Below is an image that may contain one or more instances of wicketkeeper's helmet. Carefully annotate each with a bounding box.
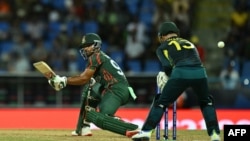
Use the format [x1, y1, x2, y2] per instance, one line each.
[158, 22, 180, 36]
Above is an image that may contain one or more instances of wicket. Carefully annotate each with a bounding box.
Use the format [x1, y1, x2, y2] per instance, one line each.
[156, 91, 177, 140]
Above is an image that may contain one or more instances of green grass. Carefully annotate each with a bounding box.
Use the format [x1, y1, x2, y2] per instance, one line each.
[0, 129, 224, 141]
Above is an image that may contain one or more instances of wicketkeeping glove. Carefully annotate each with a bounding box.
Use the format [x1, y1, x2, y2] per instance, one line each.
[156, 71, 168, 92]
[48, 75, 67, 91]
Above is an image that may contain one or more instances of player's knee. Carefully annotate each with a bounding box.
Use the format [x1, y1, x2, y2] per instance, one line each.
[153, 102, 167, 110]
[153, 95, 169, 110]
[199, 95, 214, 109]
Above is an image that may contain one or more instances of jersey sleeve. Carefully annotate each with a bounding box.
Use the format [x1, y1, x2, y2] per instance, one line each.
[87, 53, 102, 70]
[156, 46, 173, 76]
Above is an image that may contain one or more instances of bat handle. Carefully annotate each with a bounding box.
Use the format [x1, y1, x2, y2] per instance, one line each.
[45, 72, 55, 79]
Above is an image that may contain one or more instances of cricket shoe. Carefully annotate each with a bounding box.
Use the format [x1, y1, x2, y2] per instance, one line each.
[210, 130, 220, 141]
[126, 129, 140, 138]
[71, 126, 92, 136]
[131, 130, 152, 141]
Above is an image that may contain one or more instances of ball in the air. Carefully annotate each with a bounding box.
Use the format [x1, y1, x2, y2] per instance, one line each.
[217, 41, 225, 48]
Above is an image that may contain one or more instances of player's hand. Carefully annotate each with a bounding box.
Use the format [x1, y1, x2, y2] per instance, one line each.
[48, 75, 67, 91]
[89, 77, 96, 87]
[156, 71, 168, 92]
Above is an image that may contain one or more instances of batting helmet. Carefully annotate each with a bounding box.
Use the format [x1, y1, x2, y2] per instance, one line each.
[80, 33, 102, 48]
[79, 33, 102, 60]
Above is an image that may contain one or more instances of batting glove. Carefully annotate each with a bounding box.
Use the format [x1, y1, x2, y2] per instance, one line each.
[48, 75, 67, 91]
[89, 77, 96, 87]
[156, 71, 168, 92]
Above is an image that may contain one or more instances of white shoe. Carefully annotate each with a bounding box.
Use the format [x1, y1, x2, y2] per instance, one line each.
[131, 130, 152, 141]
[210, 130, 220, 141]
[71, 130, 81, 136]
[71, 126, 92, 136]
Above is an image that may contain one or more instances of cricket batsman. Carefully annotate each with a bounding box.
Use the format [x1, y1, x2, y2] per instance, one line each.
[47, 33, 138, 137]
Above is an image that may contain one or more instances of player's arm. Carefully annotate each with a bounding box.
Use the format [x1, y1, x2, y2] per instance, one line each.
[50, 53, 100, 90]
[67, 68, 95, 85]
[49, 68, 96, 91]
[156, 47, 172, 76]
[156, 47, 171, 92]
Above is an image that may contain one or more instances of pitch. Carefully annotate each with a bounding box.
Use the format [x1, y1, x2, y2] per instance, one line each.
[0, 129, 224, 141]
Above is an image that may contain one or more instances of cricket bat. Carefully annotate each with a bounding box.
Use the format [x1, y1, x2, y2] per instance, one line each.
[33, 61, 56, 79]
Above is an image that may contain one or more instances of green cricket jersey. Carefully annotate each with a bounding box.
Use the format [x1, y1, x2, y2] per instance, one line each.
[156, 36, 207, 79]
[86, 51, 130, 97]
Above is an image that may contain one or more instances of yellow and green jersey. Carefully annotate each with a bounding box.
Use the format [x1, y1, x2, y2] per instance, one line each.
[156, 37, 207, 79]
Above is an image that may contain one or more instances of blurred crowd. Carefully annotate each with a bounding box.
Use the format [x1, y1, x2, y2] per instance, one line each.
[0, 0, 195, 74]
[1, 0, 250, 107]
[220, 0, 250, 89]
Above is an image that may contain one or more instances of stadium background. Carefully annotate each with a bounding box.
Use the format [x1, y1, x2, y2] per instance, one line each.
[0, 0, 250, 129]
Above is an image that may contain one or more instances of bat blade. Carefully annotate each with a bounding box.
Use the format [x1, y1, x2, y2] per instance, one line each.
[33, 61, 56, 79]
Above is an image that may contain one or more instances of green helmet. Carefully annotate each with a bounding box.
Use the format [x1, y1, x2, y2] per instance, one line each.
[79, 33, 102, 60]
[80, 33, 102, 48]
[158, 22, 180, 36]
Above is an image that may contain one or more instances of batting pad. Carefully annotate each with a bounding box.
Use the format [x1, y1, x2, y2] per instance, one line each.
[86, 110, 138, 135]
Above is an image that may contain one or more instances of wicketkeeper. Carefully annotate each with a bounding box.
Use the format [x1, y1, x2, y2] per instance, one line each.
[48, 33, 138, 137]
[130, 22, 221, 141]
